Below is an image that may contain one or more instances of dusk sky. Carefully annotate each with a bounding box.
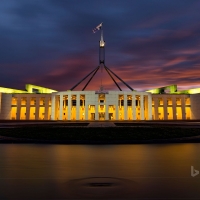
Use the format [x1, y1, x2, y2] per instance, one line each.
[1, 0, 200, 91]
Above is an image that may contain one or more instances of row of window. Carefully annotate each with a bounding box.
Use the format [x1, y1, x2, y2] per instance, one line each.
[153, 98, 190, 105]
[63, 100, 138, 106]
[12, 98, 51, 106]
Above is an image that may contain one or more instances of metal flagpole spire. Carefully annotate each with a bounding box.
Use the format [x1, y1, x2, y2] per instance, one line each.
[70, 22, 134, 91]
[99, 23, 105, 88]
[99, 23, 105, 64]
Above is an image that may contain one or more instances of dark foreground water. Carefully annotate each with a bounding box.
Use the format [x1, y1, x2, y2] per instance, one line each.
[0, 144, 200, 200]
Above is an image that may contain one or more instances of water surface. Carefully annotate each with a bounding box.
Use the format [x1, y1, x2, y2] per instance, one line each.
[0, 143, 200, 199]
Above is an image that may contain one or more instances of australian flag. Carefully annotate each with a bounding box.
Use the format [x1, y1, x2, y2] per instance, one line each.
[92, 22, 103, 33]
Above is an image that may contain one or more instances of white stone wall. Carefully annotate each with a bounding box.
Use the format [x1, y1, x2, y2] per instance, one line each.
[0, 93, 2, 116]
[0, 93, 12, 119]
[190, 94, 200, 119]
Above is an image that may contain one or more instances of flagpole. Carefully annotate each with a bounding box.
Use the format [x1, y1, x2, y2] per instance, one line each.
[99, 23, 105, 88]
[70, 22, 134, 91]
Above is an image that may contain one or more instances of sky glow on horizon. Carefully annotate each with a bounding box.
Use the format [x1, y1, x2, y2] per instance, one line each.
[0, 0, 200, 91]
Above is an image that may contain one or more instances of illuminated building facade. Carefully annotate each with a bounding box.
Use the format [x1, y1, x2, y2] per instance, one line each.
[0, 84, 200, 120]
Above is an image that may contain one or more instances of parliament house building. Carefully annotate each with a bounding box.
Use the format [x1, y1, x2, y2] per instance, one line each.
[0, 83, 200, 121]
[1, 25, 200, 121]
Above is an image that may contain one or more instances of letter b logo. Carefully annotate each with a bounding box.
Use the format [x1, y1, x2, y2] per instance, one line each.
[191, 166, 199, 177]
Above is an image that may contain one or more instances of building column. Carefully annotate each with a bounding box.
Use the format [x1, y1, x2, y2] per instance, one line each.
[104, 94, 108, 120]
[16, 96, 21, 120]
[56, 96, 59, 120]
[94, 95, 98, 120]
[140, 95, 144, 120]
[25, 97, 30, 120]
[172, 96, 177, 120]
[132, 94, 136, 120]
[148, 94, 152, 120]
[163, 97, 168, 120]
[95, 104, 98, 120]
[63, 96, 67, 120]
[181, 96, 186, 120]
[154, 97, 159, 120]
[59, 94, 63, 120]
[51, 95, 55, 120]
[67, 93, 71, 120]
[44, 97, 49, 120]
[84, 95, 88, 120]
[85, 104, 88, 120]
[124, 95, 127, 120]
[35, 97, 40, 120]
[115, 95, 118, 120]
[105, 105, 109, 120]
[76, 94, 80, 120]
[144, 95, 148, 120]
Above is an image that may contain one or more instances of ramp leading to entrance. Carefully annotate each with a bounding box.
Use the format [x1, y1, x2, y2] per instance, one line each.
[88, 122, 116, 127]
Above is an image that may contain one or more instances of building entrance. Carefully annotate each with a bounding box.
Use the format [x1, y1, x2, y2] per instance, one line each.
[99, 112, 105, 120]
[91, 113, 95, 120]
[109, 113, 113, 120]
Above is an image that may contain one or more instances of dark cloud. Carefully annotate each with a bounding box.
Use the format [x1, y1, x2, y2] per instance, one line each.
[0, 0, 200, 91]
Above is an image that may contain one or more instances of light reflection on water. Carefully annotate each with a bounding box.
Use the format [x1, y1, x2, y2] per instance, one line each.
[0, 143, 200, 199]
